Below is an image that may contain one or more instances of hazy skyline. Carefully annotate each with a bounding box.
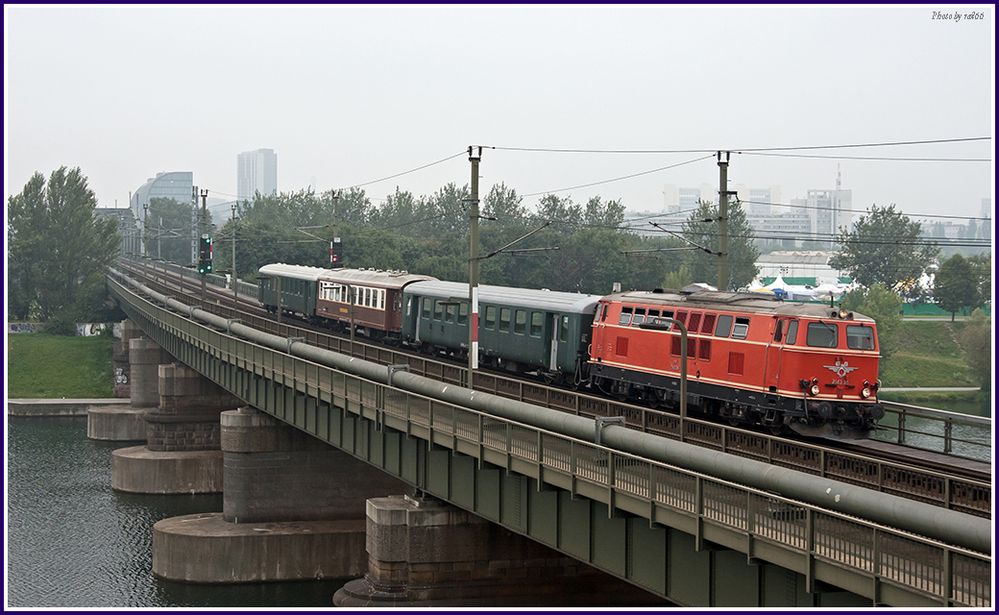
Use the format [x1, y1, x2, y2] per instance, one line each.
[5, 5, 994, 220]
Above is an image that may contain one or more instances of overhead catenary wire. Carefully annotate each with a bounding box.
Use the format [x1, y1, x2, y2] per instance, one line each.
[519, 154, 715, 198]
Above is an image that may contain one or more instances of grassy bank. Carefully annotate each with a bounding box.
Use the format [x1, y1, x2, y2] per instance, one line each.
[880, 321, 978, 388]
[7, 333, 114, 398]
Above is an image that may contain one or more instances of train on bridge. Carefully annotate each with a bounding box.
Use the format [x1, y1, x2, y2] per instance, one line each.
[257, 263, 884, 437]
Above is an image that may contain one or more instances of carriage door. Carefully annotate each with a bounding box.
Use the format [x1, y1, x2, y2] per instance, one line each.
[763, 317, 788, 393]
[549, 314, 560, 370]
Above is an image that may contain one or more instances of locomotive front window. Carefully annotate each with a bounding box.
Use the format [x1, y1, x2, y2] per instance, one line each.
[715, 315, 733, 337]
[732, 317, 750, 339]
[485, 306, 496, 329]
[632, 308, 646, 326]
[806, 322, 838, 348]
[846, 325, 875, 350]
[618, 306, 633, 326]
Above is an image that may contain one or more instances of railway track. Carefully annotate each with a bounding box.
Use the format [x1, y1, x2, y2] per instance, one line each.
[115, 260, 992, 518]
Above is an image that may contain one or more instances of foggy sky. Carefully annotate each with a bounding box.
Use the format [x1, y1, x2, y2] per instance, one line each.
[4, 5, 994, 220]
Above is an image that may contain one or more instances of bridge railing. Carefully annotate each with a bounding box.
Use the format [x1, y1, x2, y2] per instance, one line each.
[109, 275, 991, 607]
[877, 402, 991, 461]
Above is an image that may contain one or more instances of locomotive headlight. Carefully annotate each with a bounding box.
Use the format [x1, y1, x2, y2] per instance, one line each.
[861, 387, 871, 399]
[809, 383, 820, 396]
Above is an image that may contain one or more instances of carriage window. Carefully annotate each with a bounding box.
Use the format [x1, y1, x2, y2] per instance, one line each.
[560, 316, 569, 342]
[445, 304, 457, 323]
[632, 308, 646, 326]
[499, 308, 511, 331]
[530, 312, 544, 337]
[699, 339, 712, 361]
[422, 297, 432, 318]
[458, 302, 468, 325]
[688, 312, 702, 332]
[715, 315, 733, 337]
[434, 300, 444, 321]
[806, 322, 838, 348]
[785, 320, 798, 345]
[484, 306, 496, 329]
[847, 325, 875, 350]
[732, 317, 750, 340]
[701, 314, 716, 334]
[773, 320, 784, 342]
[514, 310, 527, 334]
[618, 306, 633, 326]
[647, 309, 660, 319]
[379, 290, 386, 310]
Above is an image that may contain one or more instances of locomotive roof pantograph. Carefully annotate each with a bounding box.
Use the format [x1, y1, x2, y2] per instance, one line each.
[407, 281, 603, 314]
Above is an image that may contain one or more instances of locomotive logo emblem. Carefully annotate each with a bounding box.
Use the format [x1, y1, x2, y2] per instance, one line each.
[823, 359, 857, 379]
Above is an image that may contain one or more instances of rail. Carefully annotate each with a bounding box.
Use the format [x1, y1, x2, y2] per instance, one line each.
[116, 259, 992, 518]
[107, 273, 992, 607]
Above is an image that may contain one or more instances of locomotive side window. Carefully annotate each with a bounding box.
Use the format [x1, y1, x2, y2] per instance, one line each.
[500, 308, 511, 331]
[514, 310, 527, 334]
[618, 306, 633, 326]
[458, 303, 468, 325]
[701, 314, 716, 334]
[715, 315, 733, 337]
[806, 322, 838, 348]
[846, 325, 875, 350]
[688, 312, 702, 332]
[600, 304, 609, 322]
[785, 320, 798, 345]
[675, 311, 688, 326]
[773, 319, 784, 342]
[670, 336, 681, 356]
[732, 317, 750, 339]
[530, 312, 544, 337]
[632, 308, 646, 326]
[485, 306, 496, 329]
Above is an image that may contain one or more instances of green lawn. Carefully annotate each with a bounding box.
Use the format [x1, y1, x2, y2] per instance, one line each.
[880, 321, 977, 388]
[7, 333, 114, 398]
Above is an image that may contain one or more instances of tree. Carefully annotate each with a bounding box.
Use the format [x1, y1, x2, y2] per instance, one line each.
[957, 309, 991, 390]
[934, 254, 978, 321]
[840, 283, 903, 359]
[7, 167, 120, 327]
[830, 204, 938, 294]
[966, 253, 992, 309]
[680, 200, 759, 290]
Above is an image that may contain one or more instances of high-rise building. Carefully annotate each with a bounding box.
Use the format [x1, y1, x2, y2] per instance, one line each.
[130, 171, 194, 223]
[237, 148, 278, 202]
[980, 198, 992, 240]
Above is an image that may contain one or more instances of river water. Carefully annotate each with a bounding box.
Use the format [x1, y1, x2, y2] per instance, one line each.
[6, 417, 349, 607]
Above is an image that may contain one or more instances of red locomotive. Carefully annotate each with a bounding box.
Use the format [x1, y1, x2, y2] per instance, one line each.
[588, 287, 884, 436]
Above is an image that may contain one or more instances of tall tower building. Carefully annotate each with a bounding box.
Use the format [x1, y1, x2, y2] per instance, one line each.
[237, 148, 278, 203]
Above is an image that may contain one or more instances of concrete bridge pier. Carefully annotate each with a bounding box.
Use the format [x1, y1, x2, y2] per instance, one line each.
[333, 494, 666, 607]
[152, 407, 408, 583]
[88, 331, 162, 441]
[112, 363, 240, 493]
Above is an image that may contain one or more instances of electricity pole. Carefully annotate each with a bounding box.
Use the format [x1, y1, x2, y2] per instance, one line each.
[142, 203, 148, 257]
[717, 151, 730, 291]
[467, 146, 482, 386]
[191, 186, 199, 266]
[157, 216, 162, 260]
[200, 188, 209, 302]
[231, 202, 238, 300]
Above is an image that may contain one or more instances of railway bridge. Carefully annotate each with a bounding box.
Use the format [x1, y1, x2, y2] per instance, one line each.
[99, 260, 992, 607]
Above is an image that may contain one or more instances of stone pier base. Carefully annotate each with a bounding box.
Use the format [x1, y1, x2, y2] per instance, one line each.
[111, 445, 222, 494]
[334, 495, 666, 607]
[152, 513, 367, 583]
[88, 405, 149, 441]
